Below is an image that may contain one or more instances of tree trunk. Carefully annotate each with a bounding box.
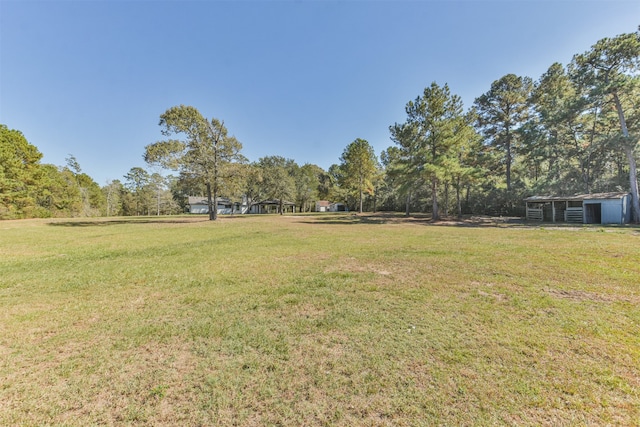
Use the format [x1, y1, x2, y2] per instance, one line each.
[212, 194, 218, 220]
[206, 182, 216, 221]
[582, 104, 599, 193]
[359, 175, 363, 214]
[206, 120, 220, 221]
[431, 178, 439, 221]
[624, 146, 640, 223]
[211, 179, 218, 221]
[405, 191, 411, 217]
[465, 184, 470, 212]
[612, 92, 640, 223]
[444, 181, 449, 217]
[506, 132, 512, 192]
[456, 177, 462, 218]
[373, 186, 377, 213]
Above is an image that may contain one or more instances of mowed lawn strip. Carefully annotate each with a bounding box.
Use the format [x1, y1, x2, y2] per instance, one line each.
[1, 214, 639, 426]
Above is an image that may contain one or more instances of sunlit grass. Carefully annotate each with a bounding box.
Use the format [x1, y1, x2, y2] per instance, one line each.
[1, 214, 639, 425]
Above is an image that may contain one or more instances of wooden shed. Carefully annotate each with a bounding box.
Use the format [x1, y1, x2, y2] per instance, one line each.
[524, 192, 631, 224]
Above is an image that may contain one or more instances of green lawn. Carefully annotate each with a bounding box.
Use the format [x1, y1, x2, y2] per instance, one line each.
[1, 214, 639, 426]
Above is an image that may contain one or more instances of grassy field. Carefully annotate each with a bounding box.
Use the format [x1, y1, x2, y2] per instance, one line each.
[1, 213, 639, 426]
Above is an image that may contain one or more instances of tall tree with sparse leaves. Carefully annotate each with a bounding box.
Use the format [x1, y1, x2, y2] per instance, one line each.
[475, 74, 533, 193]
[144, 105, 244, 220]
[392, 82, 472, 220]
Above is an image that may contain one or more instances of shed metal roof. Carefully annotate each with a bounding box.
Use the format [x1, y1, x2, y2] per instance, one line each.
[257, 200, 296, 206]
[524, 192, 629, 203]
[187, 196, 232, 205]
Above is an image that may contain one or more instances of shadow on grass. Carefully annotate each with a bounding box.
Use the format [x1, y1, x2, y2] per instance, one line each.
[295, 212, 527, 227]
[47, 213, 271, 227]
[295, 213, 640, 230]
[47, 217, 210, 227]
[46, 213, 640, 231]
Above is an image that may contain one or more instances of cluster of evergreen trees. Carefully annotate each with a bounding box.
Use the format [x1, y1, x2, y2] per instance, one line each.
[365, 29, 640, 221]
[1, 29, 638, 221]
[324, 29, 639, 220]
[0, 125, 105, 219]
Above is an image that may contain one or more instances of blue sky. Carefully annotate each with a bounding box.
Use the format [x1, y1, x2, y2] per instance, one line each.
[1, 0, 639, 185]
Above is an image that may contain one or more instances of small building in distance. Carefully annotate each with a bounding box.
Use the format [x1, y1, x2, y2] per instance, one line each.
[524, 192, 631, 224]
[187, 196, 297, 215]
[187, 196, 247, 215]
[249, 200, 297, 214]
[315, 201, 349, 212]
[315, 200, 331, 212]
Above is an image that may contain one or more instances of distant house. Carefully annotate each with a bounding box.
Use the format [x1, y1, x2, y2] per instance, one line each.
[248, 200, 297, 214]
[315, 201, 331, 212]
[187, 196, 248, 215]
[187, 196, 297, 215]
[524, 192, 631, 224]
[330, 202, 348, 212]
[315, 201, 348, 212]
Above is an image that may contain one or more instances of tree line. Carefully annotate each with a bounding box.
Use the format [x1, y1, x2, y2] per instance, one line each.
[1, 29, 638, 221]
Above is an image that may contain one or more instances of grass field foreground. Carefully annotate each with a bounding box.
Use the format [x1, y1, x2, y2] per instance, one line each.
[1, 214, 639, 425]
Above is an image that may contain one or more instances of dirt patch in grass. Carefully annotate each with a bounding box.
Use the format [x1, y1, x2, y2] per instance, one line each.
[324, 258, 397, 278]
[545, 287, 640, 304]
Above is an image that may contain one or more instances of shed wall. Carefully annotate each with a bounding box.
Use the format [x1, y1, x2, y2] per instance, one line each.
[622, 194, 631, 223]
[583, 197, 628, 224]
[190, 203, 238, 215]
